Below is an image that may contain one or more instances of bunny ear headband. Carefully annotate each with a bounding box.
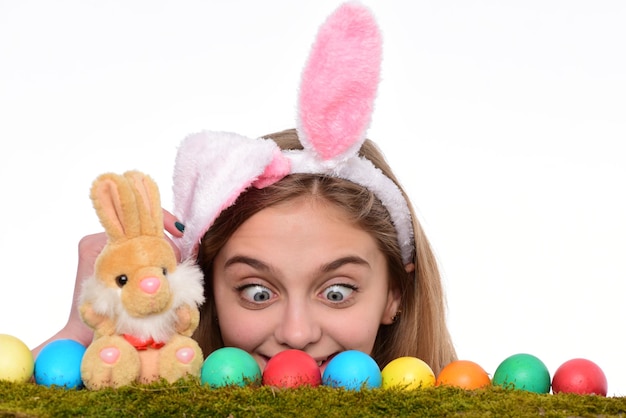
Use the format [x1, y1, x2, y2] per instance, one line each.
[173, 2, 415, 264]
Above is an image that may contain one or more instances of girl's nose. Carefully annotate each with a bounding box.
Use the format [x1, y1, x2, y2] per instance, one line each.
[274, 304, 322, 350]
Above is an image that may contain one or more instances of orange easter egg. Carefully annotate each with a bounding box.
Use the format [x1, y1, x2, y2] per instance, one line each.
[435, 360, 491, 390]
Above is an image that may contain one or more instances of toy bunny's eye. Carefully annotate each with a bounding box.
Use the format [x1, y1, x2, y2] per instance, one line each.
[116, 275, 128, 287]
[162, 268, 167, 276]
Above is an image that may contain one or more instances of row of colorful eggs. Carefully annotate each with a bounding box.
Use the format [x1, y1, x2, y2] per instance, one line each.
[0, 334, 608, 396]
[202, 346, 608, 396]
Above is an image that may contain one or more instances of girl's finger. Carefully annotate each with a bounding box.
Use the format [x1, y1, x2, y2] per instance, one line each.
[162, 208, 184, 238]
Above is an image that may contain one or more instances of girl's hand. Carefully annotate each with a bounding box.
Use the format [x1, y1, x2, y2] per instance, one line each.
[162, 209, 184, 261]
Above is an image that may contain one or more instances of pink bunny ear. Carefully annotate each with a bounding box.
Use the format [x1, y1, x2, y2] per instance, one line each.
[297, 2, 382, 162]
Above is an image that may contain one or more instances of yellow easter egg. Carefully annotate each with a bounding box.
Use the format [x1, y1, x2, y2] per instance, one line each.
[0, 334, 34, 383]
[381, 356, 435, 390]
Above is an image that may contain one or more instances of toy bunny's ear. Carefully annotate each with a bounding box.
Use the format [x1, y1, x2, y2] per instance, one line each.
[91, 173, 141, 242]
[297, 2, 382, 163]
[124, 170, 163, 238]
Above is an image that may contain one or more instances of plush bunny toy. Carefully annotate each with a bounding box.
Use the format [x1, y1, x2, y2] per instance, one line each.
[79, 170, 205, 390]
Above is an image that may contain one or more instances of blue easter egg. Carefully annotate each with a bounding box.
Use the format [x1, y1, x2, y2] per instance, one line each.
[34, 339, 86, 389]
[322, 350, 381, 390]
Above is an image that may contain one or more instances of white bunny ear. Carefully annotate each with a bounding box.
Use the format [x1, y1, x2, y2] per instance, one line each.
[173, 131, 290, 260]
[297, 2, 382, 163]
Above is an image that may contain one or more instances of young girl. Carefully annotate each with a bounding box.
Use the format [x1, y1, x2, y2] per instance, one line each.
[185, 128, 456, 374]
[34, 2, 457, 375]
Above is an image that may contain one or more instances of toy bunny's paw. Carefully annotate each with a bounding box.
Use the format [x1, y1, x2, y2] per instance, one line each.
[158, 335, 204, 383]
[80, 336, 140, 390]
[175, 347, 197, 364]
[98, 346, 121, 364]
[175, 304, 200, 337]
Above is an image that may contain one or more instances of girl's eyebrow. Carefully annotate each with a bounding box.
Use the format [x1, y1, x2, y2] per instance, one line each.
[321, 256, 370, 273]
[224, 256, 270, 272]
[223, 255, 369, 273]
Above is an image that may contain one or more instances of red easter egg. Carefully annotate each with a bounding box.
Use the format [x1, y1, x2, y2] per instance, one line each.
[262, 349, 322, 388]
[552, 358, 607, 396]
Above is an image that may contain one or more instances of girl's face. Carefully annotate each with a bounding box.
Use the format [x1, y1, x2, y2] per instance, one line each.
[212, 196, 401, 373]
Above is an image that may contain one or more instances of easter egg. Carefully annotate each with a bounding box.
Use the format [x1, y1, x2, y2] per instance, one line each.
[201, 347, 261, 388]
[0, 334, 34, 383]
[552, 358, 608, 396]
[34, 339, 86, 389]
[381, 356, 435, 390]
[435, 360, 491, 390]
[262, 349, 322, 388]
[492, 353, 550, 394]
[322, 350, 381, 390]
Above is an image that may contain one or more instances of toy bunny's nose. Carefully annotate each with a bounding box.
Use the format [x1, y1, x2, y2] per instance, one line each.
[139, 277, 161, 294]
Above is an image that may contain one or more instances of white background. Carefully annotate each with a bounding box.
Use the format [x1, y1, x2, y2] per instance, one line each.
[1, 0, 625, 395]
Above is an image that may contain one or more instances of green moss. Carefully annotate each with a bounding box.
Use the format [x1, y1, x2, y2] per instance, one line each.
[2, 379, 626, 417]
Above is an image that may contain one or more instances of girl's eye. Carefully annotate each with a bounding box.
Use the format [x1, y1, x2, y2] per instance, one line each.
[240, 284, 274, 303]
[322, 284, 355, 303]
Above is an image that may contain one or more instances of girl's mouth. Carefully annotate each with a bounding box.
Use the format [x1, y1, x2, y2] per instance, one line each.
[257, 354, 271, 371]
[317, 352, 339, 375]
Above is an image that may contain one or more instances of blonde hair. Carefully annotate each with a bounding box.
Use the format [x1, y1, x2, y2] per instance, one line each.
[193, 129, 456, 374]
